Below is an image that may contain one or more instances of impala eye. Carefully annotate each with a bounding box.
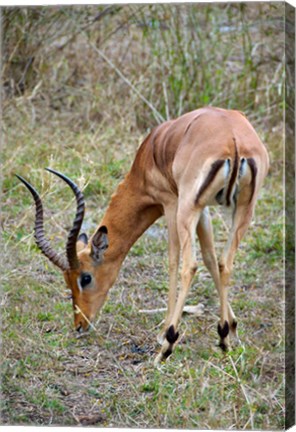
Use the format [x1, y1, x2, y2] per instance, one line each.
[80, 273, 92, 289]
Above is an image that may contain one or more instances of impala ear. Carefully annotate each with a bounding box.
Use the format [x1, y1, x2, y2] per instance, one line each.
[90, 226, 109, 264]
[76, 233, 88, 252]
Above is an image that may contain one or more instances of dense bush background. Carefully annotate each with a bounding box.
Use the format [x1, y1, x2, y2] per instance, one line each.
[3, 4, 284, 128]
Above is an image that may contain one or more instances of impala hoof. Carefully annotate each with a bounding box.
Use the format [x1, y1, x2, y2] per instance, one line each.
[218, 341, 229, 352]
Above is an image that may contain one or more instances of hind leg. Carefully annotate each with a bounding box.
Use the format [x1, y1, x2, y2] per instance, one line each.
[217, 199, 255, 350]
[197, 208, 238, 345]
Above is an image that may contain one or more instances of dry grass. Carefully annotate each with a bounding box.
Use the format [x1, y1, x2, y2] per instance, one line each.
[1, 3, 285, 429]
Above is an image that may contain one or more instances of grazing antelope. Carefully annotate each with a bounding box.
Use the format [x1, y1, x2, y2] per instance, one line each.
[17, 107, 269, 363]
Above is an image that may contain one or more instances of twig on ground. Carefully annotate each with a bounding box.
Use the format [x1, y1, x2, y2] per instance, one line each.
[139, 303, 205, 316]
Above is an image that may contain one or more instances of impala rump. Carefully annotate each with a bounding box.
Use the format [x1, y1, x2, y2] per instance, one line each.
[195, 154, 258, 209]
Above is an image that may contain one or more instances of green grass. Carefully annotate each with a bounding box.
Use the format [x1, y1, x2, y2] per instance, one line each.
[2, 3, 285, 429]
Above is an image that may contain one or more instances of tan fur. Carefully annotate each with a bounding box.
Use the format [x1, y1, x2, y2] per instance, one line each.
[61, 107, 269, 362]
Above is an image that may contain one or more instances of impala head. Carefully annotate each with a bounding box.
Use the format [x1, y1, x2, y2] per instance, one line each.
[16, 169, 110, 333]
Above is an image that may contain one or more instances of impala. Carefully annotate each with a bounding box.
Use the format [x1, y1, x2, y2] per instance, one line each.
[17, 107, 269, 362]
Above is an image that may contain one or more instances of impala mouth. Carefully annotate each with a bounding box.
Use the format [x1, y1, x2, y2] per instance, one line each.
[76, 323, 90, 334]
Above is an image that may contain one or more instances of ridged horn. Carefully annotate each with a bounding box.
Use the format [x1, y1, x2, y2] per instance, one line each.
[45, 168, 85, 270]
[15, 174, 69, 271]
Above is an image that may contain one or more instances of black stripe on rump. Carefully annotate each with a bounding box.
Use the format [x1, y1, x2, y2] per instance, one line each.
[247, 157, 257, 204]
[225, 139, 239, 206]
[195, 159, 225, 205]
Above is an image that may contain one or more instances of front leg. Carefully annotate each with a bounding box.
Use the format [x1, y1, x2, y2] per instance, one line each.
[155, 206, 201, 364]
[157, 206, 180, 345]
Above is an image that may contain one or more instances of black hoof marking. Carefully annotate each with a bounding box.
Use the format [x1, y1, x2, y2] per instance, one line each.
[166, 325, 179, 344]
[231, 320, 238, 331]
[217, 321, 229, 339]
[163, 347, 173, 360]
[219, 342, 229, 352]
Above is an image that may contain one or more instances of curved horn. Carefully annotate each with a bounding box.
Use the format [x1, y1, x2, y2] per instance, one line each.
[45, 168, 85, 270]
[15, 174, 69, 271]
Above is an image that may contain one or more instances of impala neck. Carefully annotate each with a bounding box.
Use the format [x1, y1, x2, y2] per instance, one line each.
[98, 173, 162, 267]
